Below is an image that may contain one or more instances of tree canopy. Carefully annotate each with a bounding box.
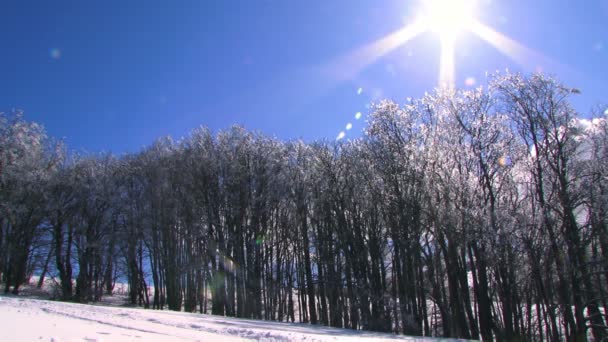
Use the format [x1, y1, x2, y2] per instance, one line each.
[2, 73, 607, 341]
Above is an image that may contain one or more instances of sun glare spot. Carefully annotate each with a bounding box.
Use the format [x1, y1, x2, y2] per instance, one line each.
[346, 123, 353, 130]
[337, 131, 346, 140]
[498, 156, 507, 167]
[604, 108, 608, 116]
[357, 87, 363, 95]
[355, 112, 362, 120]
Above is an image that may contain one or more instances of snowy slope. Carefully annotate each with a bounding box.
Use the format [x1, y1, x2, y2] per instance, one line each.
[0, 295, 457, 341]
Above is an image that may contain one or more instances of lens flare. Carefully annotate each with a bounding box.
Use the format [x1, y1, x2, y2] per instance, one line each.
[49, 48, 62, 60]
[464, 77, 476, 87]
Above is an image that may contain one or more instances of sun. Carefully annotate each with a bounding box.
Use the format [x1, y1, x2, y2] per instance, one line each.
[420, 0, 477, 38]
[324, 0, 544, 91]
[416, 0, 478, 88]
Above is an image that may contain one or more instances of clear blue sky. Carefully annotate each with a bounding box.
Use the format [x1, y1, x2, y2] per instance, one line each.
[2, 0, 607, 153]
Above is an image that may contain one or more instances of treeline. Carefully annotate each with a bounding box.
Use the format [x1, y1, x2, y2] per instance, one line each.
[1, 73, 607, 341]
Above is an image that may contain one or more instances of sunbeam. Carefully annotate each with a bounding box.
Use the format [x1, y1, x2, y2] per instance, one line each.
[469, 20, 551, 72]
[324, 21, 427, 82]
[439, 35, 456, 88]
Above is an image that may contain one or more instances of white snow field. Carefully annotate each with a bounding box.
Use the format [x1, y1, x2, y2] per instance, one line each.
[0, 295, 461, 342]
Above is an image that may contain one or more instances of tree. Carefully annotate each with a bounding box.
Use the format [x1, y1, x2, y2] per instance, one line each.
[4, 73, 608, 341]
[0, 111, 60, 294]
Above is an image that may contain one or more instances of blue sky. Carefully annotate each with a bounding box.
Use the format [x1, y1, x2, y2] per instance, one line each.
[1, 0, 607, 153]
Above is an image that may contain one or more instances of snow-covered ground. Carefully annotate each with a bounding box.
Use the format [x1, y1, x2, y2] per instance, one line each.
[0, 295, 460, 341]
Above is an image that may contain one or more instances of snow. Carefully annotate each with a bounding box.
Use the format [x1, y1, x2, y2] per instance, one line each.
[0, 295, 447, 342]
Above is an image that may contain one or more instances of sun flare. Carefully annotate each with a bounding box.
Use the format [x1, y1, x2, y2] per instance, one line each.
[325, 0, 542, 90]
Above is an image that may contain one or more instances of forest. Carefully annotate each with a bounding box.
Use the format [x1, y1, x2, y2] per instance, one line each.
[1, 72, 607, 341]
